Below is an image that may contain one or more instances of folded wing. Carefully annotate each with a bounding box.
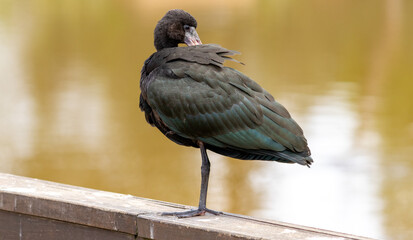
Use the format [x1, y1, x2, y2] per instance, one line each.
[145, 59, 312, 165]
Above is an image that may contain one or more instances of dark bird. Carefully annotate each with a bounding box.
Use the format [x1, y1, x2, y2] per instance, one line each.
[139, 9, 313, 218]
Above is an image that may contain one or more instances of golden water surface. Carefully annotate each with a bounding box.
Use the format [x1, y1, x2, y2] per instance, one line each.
[1, 1, 412, 239]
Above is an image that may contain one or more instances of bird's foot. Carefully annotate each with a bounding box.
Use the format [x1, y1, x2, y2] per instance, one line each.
[161, 208, 222, 218]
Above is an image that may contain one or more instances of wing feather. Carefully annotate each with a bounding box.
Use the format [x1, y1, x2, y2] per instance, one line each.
[146, 61, 308, 156]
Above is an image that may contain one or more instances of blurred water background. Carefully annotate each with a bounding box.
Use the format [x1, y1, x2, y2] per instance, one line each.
[1, 1, 412, 239]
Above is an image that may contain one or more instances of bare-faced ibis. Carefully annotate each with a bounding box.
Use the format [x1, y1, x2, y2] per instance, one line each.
[139, 9, 313, 218]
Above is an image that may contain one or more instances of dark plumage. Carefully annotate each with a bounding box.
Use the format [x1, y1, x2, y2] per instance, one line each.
[139, 9, 313, 217]
[153, 9, 199, 51]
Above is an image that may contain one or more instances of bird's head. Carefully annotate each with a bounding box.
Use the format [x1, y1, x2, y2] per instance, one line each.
[154, 9, 202, 51]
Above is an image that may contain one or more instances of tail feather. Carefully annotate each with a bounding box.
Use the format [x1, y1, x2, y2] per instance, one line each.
[206, 144, 313, 167]
[274, 151, 313, 167]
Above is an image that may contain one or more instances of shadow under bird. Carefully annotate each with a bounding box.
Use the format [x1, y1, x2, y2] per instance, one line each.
[139, 9, 313, 218]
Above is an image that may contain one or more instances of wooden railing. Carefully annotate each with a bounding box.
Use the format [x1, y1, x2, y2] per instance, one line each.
[0, 173, 373, 240]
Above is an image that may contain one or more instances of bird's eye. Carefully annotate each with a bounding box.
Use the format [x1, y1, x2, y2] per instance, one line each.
[183, 25, 190, 31]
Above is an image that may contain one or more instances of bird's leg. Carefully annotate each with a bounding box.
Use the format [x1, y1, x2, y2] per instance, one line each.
[198, 141, 210, 210]
[197, 142, 222, 215]
[161, 141, 222, 218]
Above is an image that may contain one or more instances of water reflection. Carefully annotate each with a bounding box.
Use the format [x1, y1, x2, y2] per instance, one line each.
[0, 22, 35, 173]
[0, 1, 412, 239]
[254, 82, 384, 237]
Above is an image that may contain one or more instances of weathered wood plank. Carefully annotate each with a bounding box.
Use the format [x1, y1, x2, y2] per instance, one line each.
[136, 213, 372, 240]
[0, 173, 178, 234]
[0, 173, 374, 240]
[0, 209, 134, 240]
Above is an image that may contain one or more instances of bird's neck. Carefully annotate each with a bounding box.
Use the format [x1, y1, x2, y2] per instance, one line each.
[154, 38, 179, 51]
[154, 24, 180, 51]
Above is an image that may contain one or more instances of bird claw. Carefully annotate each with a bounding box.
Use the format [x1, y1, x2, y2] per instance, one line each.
[161, 208, 222, 218]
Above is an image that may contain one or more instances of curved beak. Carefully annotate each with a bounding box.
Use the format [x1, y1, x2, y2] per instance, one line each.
[184, 26, 202, 46]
